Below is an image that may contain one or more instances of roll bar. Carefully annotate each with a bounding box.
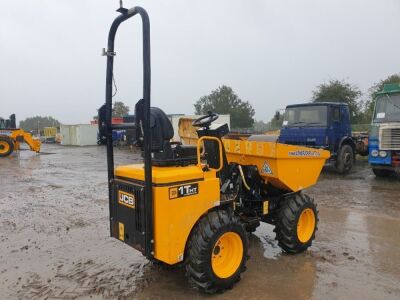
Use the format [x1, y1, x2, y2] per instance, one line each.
[104, 6, 153, 258]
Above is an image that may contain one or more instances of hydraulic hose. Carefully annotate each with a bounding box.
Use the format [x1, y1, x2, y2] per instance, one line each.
[238, 165, 251, 191]
[238, 165, 264, 201]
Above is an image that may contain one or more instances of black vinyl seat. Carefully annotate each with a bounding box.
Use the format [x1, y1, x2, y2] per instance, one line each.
[174, 144, 198, 158]
[135, 101, 197, 166]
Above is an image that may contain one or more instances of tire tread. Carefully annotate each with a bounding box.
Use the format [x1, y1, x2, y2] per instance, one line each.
[275, 193, 318, 254]
[185, 209, 248, 293]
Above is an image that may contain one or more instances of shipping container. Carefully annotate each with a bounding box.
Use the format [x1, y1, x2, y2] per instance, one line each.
[60, 124, 98, 146]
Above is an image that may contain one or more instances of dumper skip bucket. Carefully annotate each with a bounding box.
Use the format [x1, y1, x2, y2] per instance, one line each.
[223, 139, 330, 192]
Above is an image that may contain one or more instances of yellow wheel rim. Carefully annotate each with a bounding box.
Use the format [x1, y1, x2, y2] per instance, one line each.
[211, 232, 243, 279]
[297, 208, 316, 243]
[0, 141, 10, 154]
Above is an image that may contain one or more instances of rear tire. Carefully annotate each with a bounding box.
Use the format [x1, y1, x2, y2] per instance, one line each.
[336, 144, 354, 174]
[274, 193, 318, 254]
[0, 137, 14, 157]
[372, 168, 394, 178]
[185, 208, 248, 294]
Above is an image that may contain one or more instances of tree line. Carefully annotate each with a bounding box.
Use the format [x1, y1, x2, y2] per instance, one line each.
[15, 101, 130, 134]
[18, 116, 60, 134]
[311, 74, 400, 124]
[194, 73, 400, 131]
[14, 73, 400, 133]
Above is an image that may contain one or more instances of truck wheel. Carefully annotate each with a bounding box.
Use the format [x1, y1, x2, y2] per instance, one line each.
[274, 193, 318, 254]
[372, 168, 394, 178]
[336, 144, 354, 174]
[185, 208, 249, 294]
[0, 137, 14, 157]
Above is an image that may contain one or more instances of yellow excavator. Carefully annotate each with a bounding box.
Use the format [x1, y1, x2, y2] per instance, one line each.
[0, 114, 41, 157]
[98, 6, 330, 293]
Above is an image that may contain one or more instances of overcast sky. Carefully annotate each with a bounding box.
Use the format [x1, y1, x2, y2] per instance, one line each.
[1, 0, 399, 124]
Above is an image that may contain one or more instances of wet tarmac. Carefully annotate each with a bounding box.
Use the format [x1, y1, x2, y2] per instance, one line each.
[1, 144, 399, 299]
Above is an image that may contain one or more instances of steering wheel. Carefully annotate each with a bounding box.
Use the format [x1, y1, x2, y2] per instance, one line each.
[192, 112, 219, 128]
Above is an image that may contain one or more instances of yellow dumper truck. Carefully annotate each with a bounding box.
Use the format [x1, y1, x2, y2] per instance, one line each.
[97, 6, 330, 293]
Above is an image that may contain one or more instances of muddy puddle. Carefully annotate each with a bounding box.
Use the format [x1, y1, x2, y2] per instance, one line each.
[1, 145, 399, 299]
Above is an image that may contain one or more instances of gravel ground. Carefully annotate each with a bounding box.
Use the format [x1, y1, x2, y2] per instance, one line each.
[0, 144, 399, 299]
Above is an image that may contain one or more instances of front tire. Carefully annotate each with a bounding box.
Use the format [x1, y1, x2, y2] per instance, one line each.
[185, 208, 248, 294]
[336, 144, 354, 174]
[0, 137, 14, 157]
[274, 193, 318, 254]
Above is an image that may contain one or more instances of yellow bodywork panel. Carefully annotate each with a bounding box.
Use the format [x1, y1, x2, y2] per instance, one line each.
[115, 164, 220, 265]
[223, 139, 330, 192]
[116, 164, 204, 184]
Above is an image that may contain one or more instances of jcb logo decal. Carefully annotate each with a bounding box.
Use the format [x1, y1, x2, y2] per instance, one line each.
[169, 188, 178, 199]
[169, 183, 199, 199]
[118, 191, 135, 208]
